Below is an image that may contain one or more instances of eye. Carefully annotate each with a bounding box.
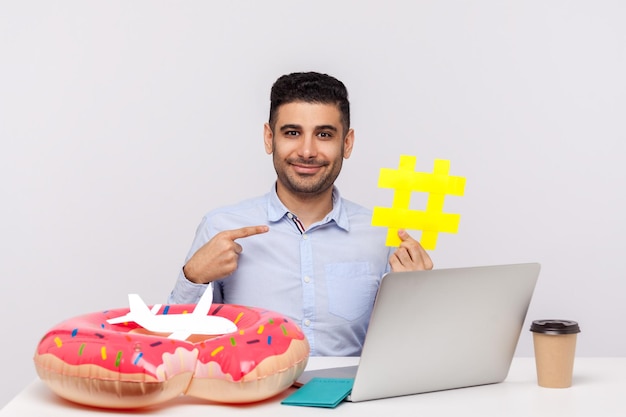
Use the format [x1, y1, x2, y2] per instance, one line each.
[317, 131, 333, 139]
[284, 130, 299, 137]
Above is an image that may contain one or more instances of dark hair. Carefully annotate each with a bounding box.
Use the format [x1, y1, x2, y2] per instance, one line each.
[268, 72, 350, 135]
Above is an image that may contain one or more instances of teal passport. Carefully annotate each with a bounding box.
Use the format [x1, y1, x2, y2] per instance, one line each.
[281, 377, 354, 408]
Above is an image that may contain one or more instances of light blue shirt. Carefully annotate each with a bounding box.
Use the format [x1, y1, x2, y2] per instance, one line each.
[167, 185, 393, 356]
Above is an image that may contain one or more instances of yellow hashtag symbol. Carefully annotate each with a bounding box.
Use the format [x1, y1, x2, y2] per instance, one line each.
[372, 155, 466, 250]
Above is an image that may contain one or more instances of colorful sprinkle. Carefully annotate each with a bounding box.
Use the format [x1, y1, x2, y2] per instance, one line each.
[234, 312, 244, 324]
[39, 303, 307, 400]
[211, 346, 224, 356]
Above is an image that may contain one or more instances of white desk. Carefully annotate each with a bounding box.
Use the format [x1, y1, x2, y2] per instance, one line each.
[1, 357, 624, 416]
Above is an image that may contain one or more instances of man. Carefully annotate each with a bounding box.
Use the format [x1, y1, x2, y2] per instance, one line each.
[168, 72, 433, 356]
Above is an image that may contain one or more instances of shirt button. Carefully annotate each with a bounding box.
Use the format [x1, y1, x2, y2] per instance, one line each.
[302, 234, 308, 240]
[304, 319, 311, 327]
[303, 276, 311, 283]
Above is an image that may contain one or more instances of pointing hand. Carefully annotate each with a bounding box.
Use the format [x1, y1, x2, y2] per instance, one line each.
[183, 225, 269, 284]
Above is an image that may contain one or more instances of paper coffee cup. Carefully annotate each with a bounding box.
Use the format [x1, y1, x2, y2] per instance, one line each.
[530, 319, 580, 388]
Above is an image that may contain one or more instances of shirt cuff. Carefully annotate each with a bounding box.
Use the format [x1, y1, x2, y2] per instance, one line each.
[167, 269, 211, 304]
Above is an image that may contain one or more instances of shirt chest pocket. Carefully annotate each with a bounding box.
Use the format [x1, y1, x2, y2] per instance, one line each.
[325, 262, 379, 321]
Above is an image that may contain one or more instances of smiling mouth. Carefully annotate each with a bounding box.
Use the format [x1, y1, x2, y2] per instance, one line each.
[292, 164, 323, 175]
[289, 159, 328, 174]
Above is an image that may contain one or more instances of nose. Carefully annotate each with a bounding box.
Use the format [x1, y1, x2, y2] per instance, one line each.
[298, 134, 318, 159]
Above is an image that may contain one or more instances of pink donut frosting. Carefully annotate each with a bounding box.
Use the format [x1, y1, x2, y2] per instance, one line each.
[34, 303, 309, 408]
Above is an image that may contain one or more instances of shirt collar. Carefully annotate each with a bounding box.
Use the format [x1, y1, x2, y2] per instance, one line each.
[267, 183, 350, 231]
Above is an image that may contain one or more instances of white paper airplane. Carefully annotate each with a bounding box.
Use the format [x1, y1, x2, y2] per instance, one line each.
[107, 288, 237, 340]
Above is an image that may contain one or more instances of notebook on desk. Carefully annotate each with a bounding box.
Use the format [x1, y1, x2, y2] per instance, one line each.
[295, 262, 541, 402]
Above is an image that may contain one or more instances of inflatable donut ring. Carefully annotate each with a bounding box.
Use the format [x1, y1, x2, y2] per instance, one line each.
[33, 302, 309, 409]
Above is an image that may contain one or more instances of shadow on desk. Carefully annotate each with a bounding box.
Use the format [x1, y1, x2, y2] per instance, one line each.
[24, 381, 297, 413]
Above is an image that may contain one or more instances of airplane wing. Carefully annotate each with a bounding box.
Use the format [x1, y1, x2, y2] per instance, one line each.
[107, 294, 153, 325]
[168, 331, 192, 341]
[192, 286, 214, 316]
[107, 313, 134, 325]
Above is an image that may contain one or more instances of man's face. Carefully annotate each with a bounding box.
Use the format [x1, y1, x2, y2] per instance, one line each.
[264, 101, 354, 199]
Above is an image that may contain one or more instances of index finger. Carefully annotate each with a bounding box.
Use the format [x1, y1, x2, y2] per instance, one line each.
[224, 225, 269, 240]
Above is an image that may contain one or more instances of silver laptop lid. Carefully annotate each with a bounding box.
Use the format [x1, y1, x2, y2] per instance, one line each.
[349, 263, 540, 402]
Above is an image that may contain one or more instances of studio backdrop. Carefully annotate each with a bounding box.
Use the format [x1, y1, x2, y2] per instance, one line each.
[1, 0, 624, 408]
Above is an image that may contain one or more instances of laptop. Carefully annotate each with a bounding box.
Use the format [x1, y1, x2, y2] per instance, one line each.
[295, 262, 540, 402]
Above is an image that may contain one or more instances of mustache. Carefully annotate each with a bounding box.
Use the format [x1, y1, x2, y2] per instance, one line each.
[287, 158, 330, 167]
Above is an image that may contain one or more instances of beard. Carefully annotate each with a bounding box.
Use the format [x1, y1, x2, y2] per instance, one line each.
[273, 155, 343, 198]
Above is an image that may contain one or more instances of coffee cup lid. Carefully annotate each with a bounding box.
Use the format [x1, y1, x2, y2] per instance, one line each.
[530, 319, 581, 335]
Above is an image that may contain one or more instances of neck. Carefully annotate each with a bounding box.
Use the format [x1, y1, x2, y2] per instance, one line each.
[275, 184, 334, 229]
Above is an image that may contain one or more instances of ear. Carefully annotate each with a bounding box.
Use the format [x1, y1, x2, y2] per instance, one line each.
[263, 123, 274, 154]
[342, 128, 355, 159]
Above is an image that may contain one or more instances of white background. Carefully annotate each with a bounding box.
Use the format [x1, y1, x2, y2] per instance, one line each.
[1, 0, 625, 408]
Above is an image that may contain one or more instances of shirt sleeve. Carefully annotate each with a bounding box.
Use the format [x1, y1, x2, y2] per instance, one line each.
[167, 215, 214, 304]
[167, 269, 212, 304]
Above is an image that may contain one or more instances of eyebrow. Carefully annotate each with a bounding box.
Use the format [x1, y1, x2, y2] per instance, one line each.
[279, 124, 339, 132]
[279, 124, 302, 132]
[316, 125, 339, 132]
